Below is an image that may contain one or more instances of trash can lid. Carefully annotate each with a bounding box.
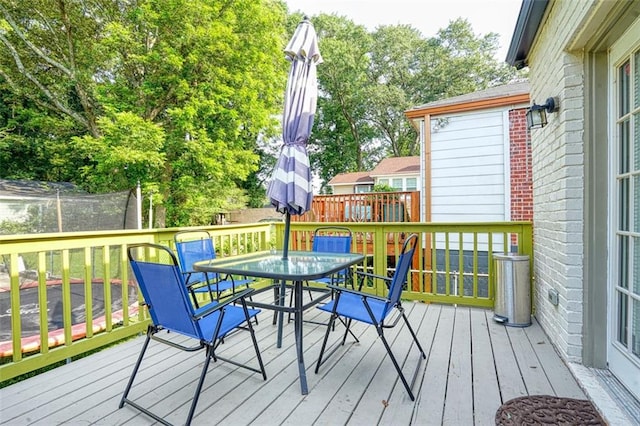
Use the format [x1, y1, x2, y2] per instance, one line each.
[494, 253, 529, 261]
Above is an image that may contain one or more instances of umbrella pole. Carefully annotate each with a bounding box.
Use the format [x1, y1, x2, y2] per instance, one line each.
[282, 211, 291, 260]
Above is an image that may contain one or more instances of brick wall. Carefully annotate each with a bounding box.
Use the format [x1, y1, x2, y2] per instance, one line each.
[509, 108, 533, 222]
[509, 108, 533, 248]
[527, 1, 592, 363]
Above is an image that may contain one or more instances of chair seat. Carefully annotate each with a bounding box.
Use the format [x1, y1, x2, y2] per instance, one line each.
[190, 279, 234, 294]
[194, 305, 261, 341]
[311, 276, 346, 285]
[318, 292, 386, 324]
[230, 277, 254, 287]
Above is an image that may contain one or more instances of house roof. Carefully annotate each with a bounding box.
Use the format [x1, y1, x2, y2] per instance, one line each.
[328, 156, 420, 187]
[328, 171, 374, 186]
[405, 81, 530, 118]
[505, 0, 550, 69]
[0, 179, 81, 197]
[369, 156, 420, 177]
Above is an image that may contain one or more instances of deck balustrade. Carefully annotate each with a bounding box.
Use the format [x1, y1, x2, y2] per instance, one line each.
[0, 221, 532, 383]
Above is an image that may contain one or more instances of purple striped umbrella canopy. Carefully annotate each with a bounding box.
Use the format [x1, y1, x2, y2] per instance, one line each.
[267, 17, 322, 259]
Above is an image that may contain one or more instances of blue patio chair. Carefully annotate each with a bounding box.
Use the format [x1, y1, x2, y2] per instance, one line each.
[285, 226, 353, 323]
[314, 233, 426, 400]
[309, 226, 353, 287]
[120, 243, 266, 426]
[174, 230, 253, 307]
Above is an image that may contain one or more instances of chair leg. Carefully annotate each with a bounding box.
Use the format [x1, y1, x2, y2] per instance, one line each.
[314, 312, 338, 373]
[245, 308, 268, 380]
[375, 313, 426, 402]
[376, 325, 418, 401]
[401, 312, 427, 358]
[185, 346, 213, 425]
[119, 330, 152, 409]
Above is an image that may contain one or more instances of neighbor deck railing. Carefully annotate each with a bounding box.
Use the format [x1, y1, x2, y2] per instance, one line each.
[0, 221, 531, 382]
[292, 191, 420, 223]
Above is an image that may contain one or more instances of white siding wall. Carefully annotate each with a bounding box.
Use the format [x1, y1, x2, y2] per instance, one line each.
[431, 109, 508, 221]
[331, 186, 354, 195]
[431, 109, 509, 251]
[527, 1, 593, 363]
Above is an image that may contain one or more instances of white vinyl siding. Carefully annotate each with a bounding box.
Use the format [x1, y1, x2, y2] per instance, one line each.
[431, 109, 508, 223]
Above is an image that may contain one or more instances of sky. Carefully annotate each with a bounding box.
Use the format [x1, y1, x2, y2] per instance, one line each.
[284, 0, 523, 62]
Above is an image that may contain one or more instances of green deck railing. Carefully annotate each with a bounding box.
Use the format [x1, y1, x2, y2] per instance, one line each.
[0, 221, 531, 382]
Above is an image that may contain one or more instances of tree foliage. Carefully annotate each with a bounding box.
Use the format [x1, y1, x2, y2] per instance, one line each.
[0, 0, 287, 226]
[308, 15, 379, 187]
[1, 3, 521, 222]
[310, 15, 519, 191]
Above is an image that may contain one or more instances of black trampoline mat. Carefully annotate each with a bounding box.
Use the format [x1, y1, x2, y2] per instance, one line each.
[0, 281, 138, 341]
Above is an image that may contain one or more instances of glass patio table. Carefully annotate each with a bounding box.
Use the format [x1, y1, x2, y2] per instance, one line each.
[193, 250, 364, 395]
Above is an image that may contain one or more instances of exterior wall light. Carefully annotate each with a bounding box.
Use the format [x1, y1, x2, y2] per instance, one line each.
[526, 97, 558, 129]
[432, 117, 450, 132]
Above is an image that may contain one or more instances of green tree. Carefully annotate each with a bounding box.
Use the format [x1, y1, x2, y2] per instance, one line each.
[309, 14, 380, 189]
[366, 24, 427, 157]
[0, 0, 288, 226]
[307, 16, 518, 189]
[420, 18, 516, 101]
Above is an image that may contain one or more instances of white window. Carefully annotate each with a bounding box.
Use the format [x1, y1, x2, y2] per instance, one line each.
[406, 178, 417, 191]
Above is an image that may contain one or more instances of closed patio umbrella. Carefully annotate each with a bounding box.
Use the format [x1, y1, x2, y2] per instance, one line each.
[267, 17, 322, 259]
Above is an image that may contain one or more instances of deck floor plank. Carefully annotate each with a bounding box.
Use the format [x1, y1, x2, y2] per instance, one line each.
[470, 308, 503, 425]
[281, 318, 380, 425]
[412, 303, 455, 425]
[0, 303, 586, 426]
[487, 314, 528, 402]
[523, 322, 585, 398]
[507, 325, 555, 396]
[442, 306, 474, 425]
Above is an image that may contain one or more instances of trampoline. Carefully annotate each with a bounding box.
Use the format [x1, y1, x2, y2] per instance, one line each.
[0, 277, 139, 356]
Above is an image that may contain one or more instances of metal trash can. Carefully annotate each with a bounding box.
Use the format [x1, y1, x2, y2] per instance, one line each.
[493, 253, 531, 327]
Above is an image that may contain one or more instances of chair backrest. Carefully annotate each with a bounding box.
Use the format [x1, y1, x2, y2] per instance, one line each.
[383, 234, 418, 317]
[128, 243, 202, 339]
[312, 226, 352, 254]
[174, 230, 218, 283]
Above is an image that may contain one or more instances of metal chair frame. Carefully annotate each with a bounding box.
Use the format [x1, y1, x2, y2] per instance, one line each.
[284, 226, 353, 324]
[120, 243, 266, 425]
[174, 230, 253, 307]
[314, 234, 426, 400]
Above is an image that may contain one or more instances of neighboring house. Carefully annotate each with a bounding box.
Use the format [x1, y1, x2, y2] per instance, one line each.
[327, 171, 374, 195]
[506, 0, 640, 418]
[405, 80, 532, 252]
[327, 156, 420, 194]
[369, 156, 421, 192]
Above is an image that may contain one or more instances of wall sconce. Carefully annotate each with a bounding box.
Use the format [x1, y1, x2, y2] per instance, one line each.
[526, 97, 558, 129]
[432, 117, 450, 132]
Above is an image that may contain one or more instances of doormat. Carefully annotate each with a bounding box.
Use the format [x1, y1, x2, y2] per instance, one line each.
[495, 395, 606, 425]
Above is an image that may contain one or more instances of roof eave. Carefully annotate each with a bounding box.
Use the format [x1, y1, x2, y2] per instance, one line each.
[506, 0, 550, 69]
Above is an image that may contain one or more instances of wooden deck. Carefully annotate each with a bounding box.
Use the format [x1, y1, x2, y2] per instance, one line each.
[0, 300, 585, 425]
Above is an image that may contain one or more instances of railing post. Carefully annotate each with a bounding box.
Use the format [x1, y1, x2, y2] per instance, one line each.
[373, 227, 387, 296]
